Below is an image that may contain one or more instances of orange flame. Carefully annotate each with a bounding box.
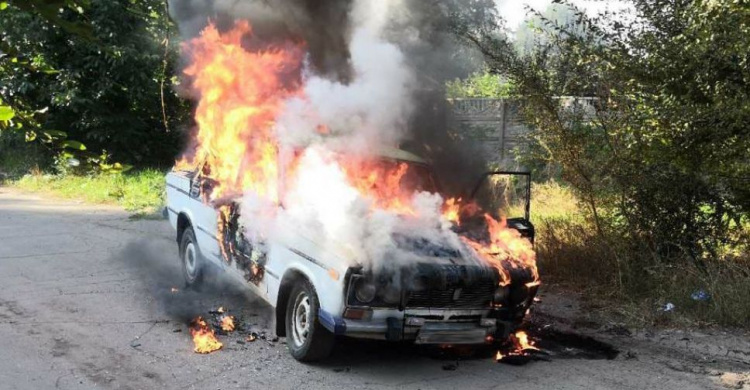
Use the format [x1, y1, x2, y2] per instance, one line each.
[462, 214, 538, 286]
[442, 197, 461, 224]
[496, 331, 539, 361]
[342, 159, 415, 215]
[190, 316, 223, 354]
[515, 331, 538, 351]
[177, 20, 303, 202]
[220, 315, 236, 332]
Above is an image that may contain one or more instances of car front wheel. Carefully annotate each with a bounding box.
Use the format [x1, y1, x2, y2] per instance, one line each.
[285, 280, 335, 362]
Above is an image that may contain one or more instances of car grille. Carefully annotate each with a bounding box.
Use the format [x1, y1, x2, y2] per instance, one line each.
[406, 279, 496, 309]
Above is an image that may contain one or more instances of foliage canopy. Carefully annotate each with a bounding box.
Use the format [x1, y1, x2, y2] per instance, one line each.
[0, 0, 189, 168]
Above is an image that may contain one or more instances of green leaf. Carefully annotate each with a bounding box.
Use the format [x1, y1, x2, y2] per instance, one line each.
[43, 130, 68, 139]
[25, 130, 37, 142]
[0, 105, 15, 121]
[0, 2, 8, 10]
[62, 140, 87, 150]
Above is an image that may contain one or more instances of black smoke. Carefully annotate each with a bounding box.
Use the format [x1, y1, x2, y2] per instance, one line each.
[168, 0, 497, 194]
[168, 0, 354, 82]
[113, 240, 270, 324]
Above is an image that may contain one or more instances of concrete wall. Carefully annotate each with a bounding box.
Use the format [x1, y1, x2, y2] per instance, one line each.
[447, 98, 529, 168]
[447, 97, 597, 168]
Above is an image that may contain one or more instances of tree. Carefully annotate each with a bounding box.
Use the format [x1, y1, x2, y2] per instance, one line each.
[514, 3, 582, 56]
[456, 0, 749, 265]
[445, 70, 515, 98]
[0, 0, 190, 168]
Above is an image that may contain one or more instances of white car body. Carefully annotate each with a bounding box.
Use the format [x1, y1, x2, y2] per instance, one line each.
[165, 151, 537, 352]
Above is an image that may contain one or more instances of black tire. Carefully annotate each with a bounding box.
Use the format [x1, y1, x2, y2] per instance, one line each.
[179, 226, 203, 287]
[285, 279, 335, 362]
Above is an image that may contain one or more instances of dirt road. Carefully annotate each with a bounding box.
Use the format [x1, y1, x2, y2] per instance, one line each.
[0, 187, 747, 389]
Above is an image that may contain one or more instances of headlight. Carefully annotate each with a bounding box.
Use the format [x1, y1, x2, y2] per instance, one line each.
[381, 286, 401, 304]
[493, 285, 509, 303]
[354, 279, 376, 303]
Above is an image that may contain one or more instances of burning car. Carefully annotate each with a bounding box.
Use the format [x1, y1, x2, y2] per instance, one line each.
[165, 147, 539, 361]
[164, 18, 540, 361]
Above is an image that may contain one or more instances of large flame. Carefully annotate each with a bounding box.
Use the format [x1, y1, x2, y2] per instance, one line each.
[177, 21, 303, 202]
[177, 20, 538, 293]
[342, 159, 415, 215]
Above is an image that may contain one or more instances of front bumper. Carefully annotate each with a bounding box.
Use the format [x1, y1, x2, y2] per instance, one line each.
[318, 309, 516, 344]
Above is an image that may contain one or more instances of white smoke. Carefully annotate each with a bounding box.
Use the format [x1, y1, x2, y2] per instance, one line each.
[237, 0, 480, 272]
[259, 147, 474, 272]
[277, 0, 414, 153]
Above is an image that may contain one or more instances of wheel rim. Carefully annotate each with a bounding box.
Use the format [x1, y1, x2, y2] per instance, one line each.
[292, 292, 311, 348]
[184, 242, 197, 280]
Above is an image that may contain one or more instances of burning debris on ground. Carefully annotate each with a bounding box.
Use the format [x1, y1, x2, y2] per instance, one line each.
[186, 306, 279, 354]
[189, 316, 223, 354]
[495, 331, 548, 365]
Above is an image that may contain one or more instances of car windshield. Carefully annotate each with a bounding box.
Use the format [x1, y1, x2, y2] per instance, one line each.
[380, 159, 438, 194]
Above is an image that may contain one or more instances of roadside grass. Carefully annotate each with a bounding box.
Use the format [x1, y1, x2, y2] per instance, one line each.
[531, 182, 750, 330]
[12, 169, 166, 214]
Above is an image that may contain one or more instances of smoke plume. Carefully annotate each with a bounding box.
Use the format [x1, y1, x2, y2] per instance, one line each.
[168, 0, 355, 82]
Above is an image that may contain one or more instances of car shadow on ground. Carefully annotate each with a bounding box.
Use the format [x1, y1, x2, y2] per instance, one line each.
[322, 336, 498, 368]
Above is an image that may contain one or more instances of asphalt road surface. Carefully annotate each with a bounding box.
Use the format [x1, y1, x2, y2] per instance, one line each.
[1, 187, 747, 390]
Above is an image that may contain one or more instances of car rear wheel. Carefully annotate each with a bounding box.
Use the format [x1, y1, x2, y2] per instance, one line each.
[285, 280, 335, 362]
[179, 226, 203, 287]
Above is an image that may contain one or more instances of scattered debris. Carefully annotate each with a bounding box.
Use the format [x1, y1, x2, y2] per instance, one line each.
[720, 372, 749, 389]
[691, 290, 711, 301]
[527, 323, 620, 361]
[497, 351, 550, 365]
[441, 363, 458, 371]
[333, 367, 351, 373]
[661, 303, 676, 312]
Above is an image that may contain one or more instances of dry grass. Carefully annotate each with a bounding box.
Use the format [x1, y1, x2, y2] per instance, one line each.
[531, 182, 750, 329]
